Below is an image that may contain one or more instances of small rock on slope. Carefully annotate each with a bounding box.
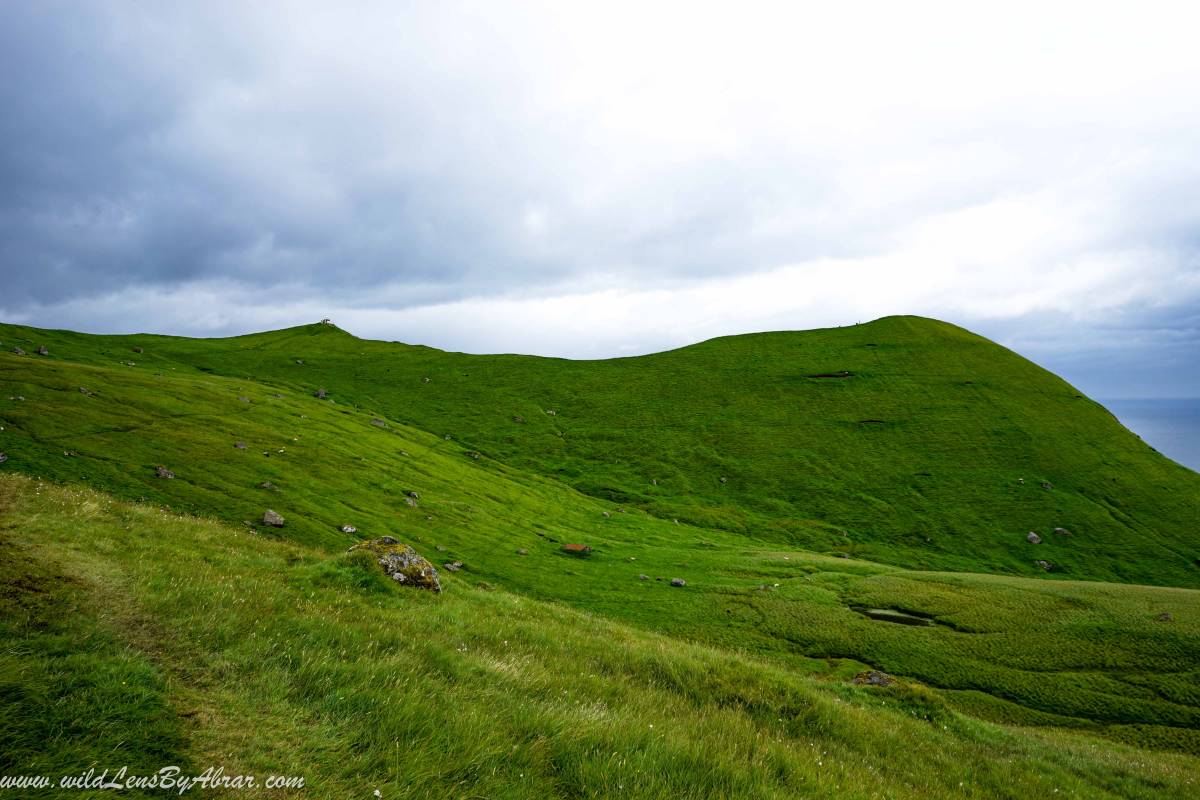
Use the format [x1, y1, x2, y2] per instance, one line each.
[1027, 531, 1042, 544]
[262, 509, 285, 527]
[155, 465, 175, 479]
[348, 538, 441, 592]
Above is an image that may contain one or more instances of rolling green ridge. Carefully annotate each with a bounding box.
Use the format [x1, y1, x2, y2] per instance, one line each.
[2, 315, 1197, 585]
[1, 316, 1199, 797]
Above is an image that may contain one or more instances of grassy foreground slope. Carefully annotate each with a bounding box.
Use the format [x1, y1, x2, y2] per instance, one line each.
[2, 325, 1200, 763]
[3, 315, 1197, 587]
[3, 474, 1199, 799]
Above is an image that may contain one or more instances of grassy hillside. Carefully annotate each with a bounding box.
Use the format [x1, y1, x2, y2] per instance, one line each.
[3, 475, 1199, 798]
[2, 316, 1200, 796]
[2, 316, 1197, 586]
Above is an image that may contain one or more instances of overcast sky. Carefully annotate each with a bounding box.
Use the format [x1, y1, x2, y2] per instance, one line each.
[2, 1, 1198, 397]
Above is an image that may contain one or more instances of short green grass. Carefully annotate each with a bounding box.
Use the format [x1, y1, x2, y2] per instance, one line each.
[3, 316, 1196, 586]
[2, 475, 1198, 798]
[2, 316, 1199, 796]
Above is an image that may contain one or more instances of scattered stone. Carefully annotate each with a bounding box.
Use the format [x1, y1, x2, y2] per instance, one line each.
[313, 388, 327, 399]
[262, 509, 285, 527]
[465, 450, 482, 460]
[370, 418, 387, 428]
[602, 511, 611, 518]
[562, 543, 592, 556]
[132, 346, 143, 354]
[1054, 527, 1072, 536]
[512, 415, 525, 423]
[341, 525, 358, 534]
[257, 481, 276, 491]
[516, 548, 528, 555]
[853, 670, 896, 687]
[234, 442, 247, 450]
[123, 361, 136, 367]
[444, 434, 452, 440]
[404, 496, 418, 507]
[11, 347, 25, 356]
[638, 574, 649, 581]
[1157, 612, 1174, 622]
[1018, 478, 1025, 485]
[651, 478, 657, 485]
[347, 538, 441, 592]
[407, 491, 420, 500]
[1041, 482, 1053, 490]
[36, 345, 48, 356]
[435, 545, 447, 552]
[835, 552, 850, 558]
[63, 450, 77, 457]
[443, 561, 463, 572]
[1035, 559, 1052, 571]
[1027, 531, 1042, 544]
[719, 476, 728, 484]
[422, 376, 431, 383]
[238, 396, 250, 403]
[627, 556, 636, 562]
[616, 507, 625, 513]
[296, 359, 304, 365]
[154, 465, 175, 479]
[272, 393, 284, 399]
[0, 453, 7, 463]
[545, 409, 556, 416]
[79, 387, 92, 395]
[670, 578, 687, 587]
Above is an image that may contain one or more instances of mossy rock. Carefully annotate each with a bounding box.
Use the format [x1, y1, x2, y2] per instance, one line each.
[347, 536, 442, 593]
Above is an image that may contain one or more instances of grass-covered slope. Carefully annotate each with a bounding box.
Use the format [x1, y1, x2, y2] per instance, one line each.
[4, 475, 1199, 799]
[2, 318, 1200, 758]
[3, 315, 1197, 586]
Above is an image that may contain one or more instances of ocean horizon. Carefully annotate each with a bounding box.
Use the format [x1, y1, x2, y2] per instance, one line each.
[1100, 398, 1200, 473]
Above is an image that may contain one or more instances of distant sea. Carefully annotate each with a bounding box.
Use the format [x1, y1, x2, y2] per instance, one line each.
[1101, 398, 1200, 473]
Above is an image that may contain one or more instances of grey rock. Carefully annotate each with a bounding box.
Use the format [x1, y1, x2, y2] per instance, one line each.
[340, 525, 358, 534]
[516, 548, 528, 555]
[670, 578, 686, 587]
[1157, 612, 1174, 622]
[404, 496, 418, 507]
[853, 670, 895, 687]
[1054, 527, 1072, 536]
[0, 453, 7, 463]
[11, 347, 25, 355]
[257, 481, 276, 491]
[36, 345, 48, 356]
[602, 511, 611, 518]
[370, 418, 387, 428]
[443, 561, 463, 572]
[1035, 559, 1052, 571]
[1027, 531, 1042, 544]
[348, 538, 441, 592]
[719, 476, 728, 484]
[638, 574, 649, 581]
[238, 396, 250, 403]
[154, 465, 175, 479]
[465, 450, 482, 460]
[262, 509, 285, 527]
[234, 442, 247, 449]
[1041, 482, 1053, 490]
[545, 409, 556, 416]
[407, 491, 420, 500]
[313, 388, 327, 399]
[79, 387, 92, 395]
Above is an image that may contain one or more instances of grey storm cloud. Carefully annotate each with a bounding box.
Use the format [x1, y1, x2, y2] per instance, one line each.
[1, 1, 1199, 397]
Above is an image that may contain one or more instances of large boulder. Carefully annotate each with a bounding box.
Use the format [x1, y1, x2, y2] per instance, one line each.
[348, 538, 442, 592]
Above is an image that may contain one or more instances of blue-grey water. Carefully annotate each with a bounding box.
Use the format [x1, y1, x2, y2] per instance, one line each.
[1101, 398, 1200, 473]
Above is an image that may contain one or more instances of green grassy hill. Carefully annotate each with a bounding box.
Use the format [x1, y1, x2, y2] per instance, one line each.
[3, 315, 1197, 585]
[2, 316, 1199, 797]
